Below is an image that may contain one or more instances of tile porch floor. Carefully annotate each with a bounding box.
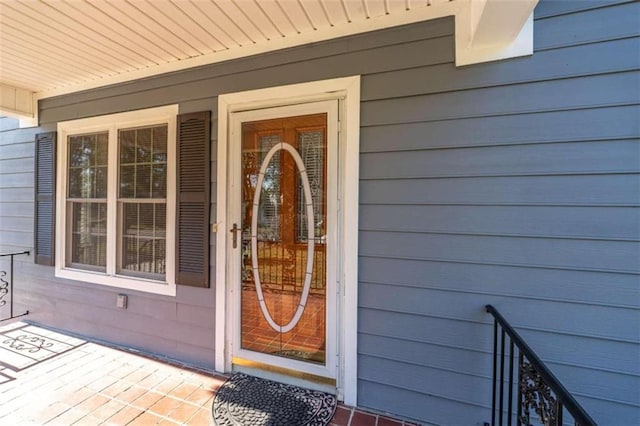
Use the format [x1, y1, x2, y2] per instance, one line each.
[0, 322, 416, 426]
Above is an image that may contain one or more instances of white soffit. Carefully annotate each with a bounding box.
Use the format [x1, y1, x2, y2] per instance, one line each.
[0, 0, 536, 122]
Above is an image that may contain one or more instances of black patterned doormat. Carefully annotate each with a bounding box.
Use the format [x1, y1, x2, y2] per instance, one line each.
[212, 373, 337, 426]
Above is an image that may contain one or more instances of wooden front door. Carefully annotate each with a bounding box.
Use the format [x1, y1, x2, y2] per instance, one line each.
[229, 101, 338, 385]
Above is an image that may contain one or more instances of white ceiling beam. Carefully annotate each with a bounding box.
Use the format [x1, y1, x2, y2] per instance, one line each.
[455, 0, 539, 66]
[0, 83, 36, 125]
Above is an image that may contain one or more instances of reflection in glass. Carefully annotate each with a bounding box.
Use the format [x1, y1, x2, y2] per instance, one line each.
[258, 134, 281, 242]
[67, 132, 108, 271]
[70, 202, 107, 270]
[136, 127, 152, 163]
[119, 125, 168, 199]
[120, 130, 136, 164]
[67, 133, 108, 199]
[117, 124, 168, 280]
[135, 164, 151, 198]
[119, 203, 166, 278]
[240, 114, 328, 366]
[297, 130, 325, 242]
[152, 164, 167, 198]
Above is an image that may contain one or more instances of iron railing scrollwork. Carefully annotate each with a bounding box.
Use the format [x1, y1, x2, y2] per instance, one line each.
[485, 305, 597, 426]
[519, 355, 561, 425]
[0, 251, 31, 322]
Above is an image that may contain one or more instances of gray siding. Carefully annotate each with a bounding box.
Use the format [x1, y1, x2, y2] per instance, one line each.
[359, 1, 640, 424]
[0, 1, 638, 424]
[0, 117, 36, 254]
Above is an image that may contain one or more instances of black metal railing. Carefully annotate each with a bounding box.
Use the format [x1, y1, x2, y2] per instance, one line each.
[485, 305, 597, 426]
[0, 251, 30, 322]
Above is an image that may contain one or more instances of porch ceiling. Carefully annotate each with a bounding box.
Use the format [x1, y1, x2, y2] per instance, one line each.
[0, 0, 537, 122]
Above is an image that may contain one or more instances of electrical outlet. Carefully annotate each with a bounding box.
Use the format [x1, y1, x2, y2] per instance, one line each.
[116, 294, 127, 309]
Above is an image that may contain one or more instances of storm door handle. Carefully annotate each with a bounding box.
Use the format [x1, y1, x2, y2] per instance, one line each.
[230, 223, 239, 249]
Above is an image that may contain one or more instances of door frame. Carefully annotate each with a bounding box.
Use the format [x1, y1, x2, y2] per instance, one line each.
[215, 76, 360, 405]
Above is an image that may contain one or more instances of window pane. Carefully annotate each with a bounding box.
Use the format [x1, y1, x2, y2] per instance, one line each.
[137, 128, 152, 163]
[117, 124, 168, 280]
[70, 202, 107, 270]
[122, 202, 138, 234]
[119, 165, 135, 198]
[96, 133, 108, 165]
[94, 167, 108, 198]
[119, 202, 166, 279]
[67, 168, 84, 198]
[153, 239, 166, 274]
[258, 134, 281, 242]
[140, 203, 153, 231]
[135, 164, 151, 198]
[297, 129, 325, 242]
[152, 164, 167, 198]
[68, 167, 108, 199]
[153, 126, 167, 162]
[119, 130, 136, 164]
[68, 137, 87, 168]
[68, 133, 108, 199]
[119, 125, 167, 200]
[67, 133, 108, 271]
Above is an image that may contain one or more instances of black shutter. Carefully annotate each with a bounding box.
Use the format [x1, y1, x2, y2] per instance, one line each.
[34, 132, 56, 266]
[176, 111, 211, 287]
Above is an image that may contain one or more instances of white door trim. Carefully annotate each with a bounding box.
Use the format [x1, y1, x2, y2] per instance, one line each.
[215, 76, 360, 405]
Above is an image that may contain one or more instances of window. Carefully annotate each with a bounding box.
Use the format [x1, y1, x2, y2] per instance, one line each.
[67, 132, 108, 271]
[117, 125, 167, 280]
[56, 106, 178, 295]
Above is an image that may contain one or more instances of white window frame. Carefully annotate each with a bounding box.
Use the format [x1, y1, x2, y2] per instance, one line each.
[55, 105, 178, 296]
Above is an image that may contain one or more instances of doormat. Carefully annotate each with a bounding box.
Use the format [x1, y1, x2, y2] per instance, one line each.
[212, 373, 337, 426]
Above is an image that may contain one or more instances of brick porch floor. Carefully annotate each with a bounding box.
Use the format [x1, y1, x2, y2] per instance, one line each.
[0, 322, 416, 425]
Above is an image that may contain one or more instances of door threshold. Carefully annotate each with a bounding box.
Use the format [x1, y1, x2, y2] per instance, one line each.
[232, 357, 337, 395]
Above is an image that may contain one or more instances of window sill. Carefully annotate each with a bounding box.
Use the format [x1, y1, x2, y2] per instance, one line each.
[55, 267, 176, 296]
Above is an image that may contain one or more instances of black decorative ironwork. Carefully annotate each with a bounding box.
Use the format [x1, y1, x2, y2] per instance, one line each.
[3, 334, 54, 353]
[519, 355, 561, 426]
[486, 305, 597, 426]
[0, 251, 30, 322]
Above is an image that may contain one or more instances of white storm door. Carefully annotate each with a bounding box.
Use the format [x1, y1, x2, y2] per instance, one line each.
[228, 100, 339, 383]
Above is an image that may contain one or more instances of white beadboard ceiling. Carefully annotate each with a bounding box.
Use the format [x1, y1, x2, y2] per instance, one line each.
[0, 0, 537, 121]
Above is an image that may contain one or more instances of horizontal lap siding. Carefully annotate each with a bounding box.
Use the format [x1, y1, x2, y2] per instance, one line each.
[0, 122, 36, 253]
[361, 140, 640, 178]
[0, 1, 637, 425]
[360, 105, 639, 151]
[358, 1, 639, 424]
[362, 71, 638, 125]
[361, 205, 640, 240]
[0, 116, 20, 132]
